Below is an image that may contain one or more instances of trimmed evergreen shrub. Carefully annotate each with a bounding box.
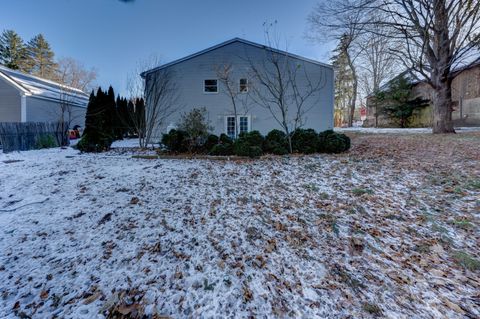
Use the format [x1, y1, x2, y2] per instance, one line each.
[291, 128, 319, 154]
[264, 129, 289, 155]
[317, 130, 350, 153]
[203, 134, 219, 153]
[210, 143, 234, 156]
[233, 131, 264, 158]
[219, 133, 233, 145]
[77, 133, 112, 152]
[161, 129, 188, 153]
[209, 133, 234, 155]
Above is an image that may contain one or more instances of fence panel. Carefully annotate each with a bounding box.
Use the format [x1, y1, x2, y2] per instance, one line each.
[0, 122, 68, 153]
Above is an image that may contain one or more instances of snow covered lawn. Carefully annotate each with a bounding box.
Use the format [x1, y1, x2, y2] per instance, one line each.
[0, 132, 479, 318]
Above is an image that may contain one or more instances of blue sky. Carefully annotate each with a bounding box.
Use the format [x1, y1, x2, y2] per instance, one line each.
[1, 0, 333, 96]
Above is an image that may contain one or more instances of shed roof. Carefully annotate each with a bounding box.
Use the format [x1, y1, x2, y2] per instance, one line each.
[140, 38, 332, 77]
[0, 65, 89, 107]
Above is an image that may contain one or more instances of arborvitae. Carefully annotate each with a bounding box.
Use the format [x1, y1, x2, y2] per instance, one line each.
[0, 30, 28, 71]
[135, 98, 146, 138]
[83, 90, 97, 137]
[25, 34, 58, 79]
[127, 99, 136, 136]
[103, 86, 117, 139]
[78, 87, 113, 152]
[115, 96, 129, 139]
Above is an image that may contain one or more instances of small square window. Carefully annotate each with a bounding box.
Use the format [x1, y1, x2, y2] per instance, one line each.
[239, 78, 248, 93]
[204, 79, 218, 93]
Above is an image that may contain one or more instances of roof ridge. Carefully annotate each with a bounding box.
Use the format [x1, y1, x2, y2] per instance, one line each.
[140, 37, 332, 77]
[0, 64, 88, 96]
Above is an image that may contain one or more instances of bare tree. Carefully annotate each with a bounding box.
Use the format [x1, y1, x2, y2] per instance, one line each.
[56, 57, 97, 92]
[129, 55, 180, 148]
[361, 0, 480, 133]
[355, 25, 401, 126]
[247, 29, 326, 153]
[50, 58, 96, 145]
[308, 0, 368, 126]
[215, 63, 251, 139]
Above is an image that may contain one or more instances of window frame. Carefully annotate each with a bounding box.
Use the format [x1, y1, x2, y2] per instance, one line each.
[203, 79, 218, 94]
[239, 78, 248, 93]
[224, 115, 251, 138]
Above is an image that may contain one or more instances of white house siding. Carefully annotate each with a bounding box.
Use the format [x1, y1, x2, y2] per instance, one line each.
[146, 40, 334, 141]
[0, 77, 21, 122]
[26, 96, 86, 128]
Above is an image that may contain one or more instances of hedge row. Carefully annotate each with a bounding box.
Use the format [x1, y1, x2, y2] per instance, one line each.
[161, 128, 350, 157]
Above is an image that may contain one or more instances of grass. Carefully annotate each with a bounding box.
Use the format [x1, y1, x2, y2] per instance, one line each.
[452, 219, 475, 230]
[452, 251, 480, 271]
[362, 302, 383, 316]
[351, 187, 374, 196]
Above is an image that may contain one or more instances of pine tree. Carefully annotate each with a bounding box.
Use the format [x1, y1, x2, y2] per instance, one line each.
[375, 75, 430, 128]
[0, 30, 28, 71]
[331, 34, 355, 127]
[25, 34, 58, 79]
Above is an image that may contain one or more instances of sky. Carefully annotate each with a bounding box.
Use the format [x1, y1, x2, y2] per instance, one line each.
[0, 0, 333, 96]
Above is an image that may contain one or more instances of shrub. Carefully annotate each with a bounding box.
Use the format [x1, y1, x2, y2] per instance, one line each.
[291, 129, 319, 154]
[35, 134, 56, 149]
[219, 133, 233, 145]
[203, 134, 219, 153]
[178, 107, 212, 152]
[210, 143, 234, 156]
[318, 130, 350, 153]
[161, 129, 188, 153]
[264, 129, 289, 155]
[76, 133, 113, 152]
[233, 131, 264, 158]
[209, 133, 234, 155]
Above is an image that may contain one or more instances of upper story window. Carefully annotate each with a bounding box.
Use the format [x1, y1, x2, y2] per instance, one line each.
[239, 78, 248, 93]
[204, 79, 218, 93]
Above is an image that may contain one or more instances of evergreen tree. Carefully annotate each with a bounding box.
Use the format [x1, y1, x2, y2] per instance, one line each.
[25, 34, 58, 79]
[127, 99, 136, 136]
[331, 34, 355, 127]
[78, 87, 114, 152]
[0, 30, 28, 71]
[135, 98, 145, 138]
[375, 74, 430, 128]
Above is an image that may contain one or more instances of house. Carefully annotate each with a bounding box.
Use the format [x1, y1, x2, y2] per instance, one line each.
[364, 57, 480, 127]
[141, 38, 334, 140]
[0, 65, 88, 128]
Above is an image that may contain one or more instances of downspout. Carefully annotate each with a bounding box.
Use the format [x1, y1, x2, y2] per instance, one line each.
[21, 94, 27, 122]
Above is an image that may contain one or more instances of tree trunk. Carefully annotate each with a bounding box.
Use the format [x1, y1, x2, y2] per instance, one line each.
[430, 0, 455, 134]
[432, 81, 455, 133]
[346, 51, 357, 127]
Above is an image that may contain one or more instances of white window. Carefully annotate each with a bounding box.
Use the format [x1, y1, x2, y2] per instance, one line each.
[239, 78, 248, 93]
[226, 116, 236, 138]
[204, 79, 218, 93]
[239, 116, 249, 133]
[225, 115, 250, 138]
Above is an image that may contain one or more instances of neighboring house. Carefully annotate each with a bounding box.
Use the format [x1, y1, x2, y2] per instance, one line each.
[0, 65, 88, 127]
[364, 57, 480, 127]
[141, 38, 334, 140]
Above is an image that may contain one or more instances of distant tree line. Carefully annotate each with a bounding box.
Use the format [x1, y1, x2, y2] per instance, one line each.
[0, 29, 96, 91]
[77, 86, 145, 152]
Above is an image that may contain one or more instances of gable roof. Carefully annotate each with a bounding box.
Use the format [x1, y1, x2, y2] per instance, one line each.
[140, 37, 332, 78]
[0, 65, 89, 107]
[368, 52, 480, 98]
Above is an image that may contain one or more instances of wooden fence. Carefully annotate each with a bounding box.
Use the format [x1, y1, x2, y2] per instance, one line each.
[0, 122, 69, 153]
